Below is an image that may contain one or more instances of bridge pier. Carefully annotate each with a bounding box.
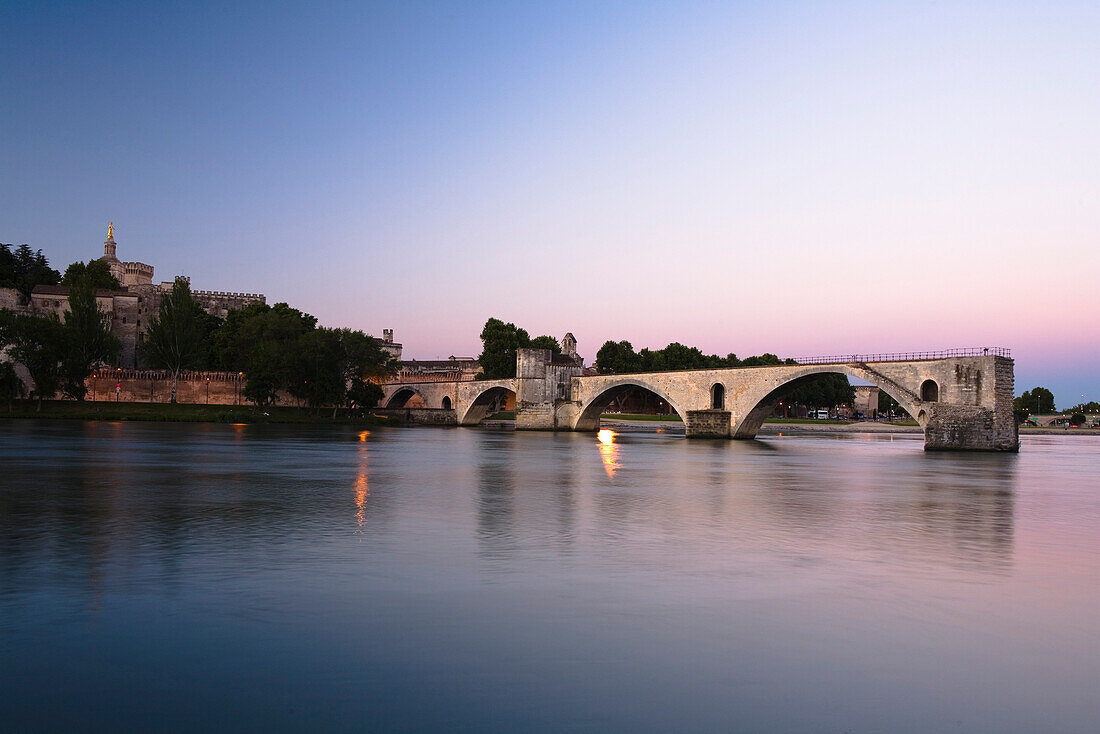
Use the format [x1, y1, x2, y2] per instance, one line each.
[685, 410, 731, 438]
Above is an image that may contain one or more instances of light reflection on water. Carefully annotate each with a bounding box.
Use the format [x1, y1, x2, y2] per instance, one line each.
[1, 421, 1098, 732]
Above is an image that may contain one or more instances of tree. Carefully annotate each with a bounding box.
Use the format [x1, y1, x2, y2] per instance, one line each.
[741, 353, 782, 367]
[212, 302, 318, 406]
[62, 259, 120, 291]
[0, 243, 61, 296]
[59, 276, 121, 400]
[141, 279, 208, 403]
[0, 310, 22, 410]
[528, 335, 561, 353]
[8, 313, 65, 410]
[476, 318, 530, 379]
[288, 328, 344, 409]
[0, 362, 22, 411]
[596, 340, 641, 374]
[1070, 412, 1087, 426]
[1015, 387, 1055, 415]
[335, 328, 398, 410]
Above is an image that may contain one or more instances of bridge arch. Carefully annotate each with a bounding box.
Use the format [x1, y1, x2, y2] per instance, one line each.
[732, 365, 924, 439]
[574, 379, 689, 432]
[460, 385, 516, 426]
[385, 387, 426, 409]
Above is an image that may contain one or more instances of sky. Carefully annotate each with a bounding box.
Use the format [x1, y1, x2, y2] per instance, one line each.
[2, 1, 1098, 405]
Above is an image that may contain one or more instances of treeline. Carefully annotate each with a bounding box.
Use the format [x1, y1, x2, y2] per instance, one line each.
[139, 280, 399, 409]
[476, 317, 561, 379]
[595, 339, 855, 411]
[596, 339, 788, 373]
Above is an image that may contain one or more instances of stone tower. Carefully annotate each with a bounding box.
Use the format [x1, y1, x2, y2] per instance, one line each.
[101, 222, 124, 284]
[562, 332, 577, 358]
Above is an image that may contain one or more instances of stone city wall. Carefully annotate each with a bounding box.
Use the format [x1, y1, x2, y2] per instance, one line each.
[86, 369, 249, 405]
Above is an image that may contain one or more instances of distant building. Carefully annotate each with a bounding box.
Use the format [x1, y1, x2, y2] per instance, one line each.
[2, 223, 265, 366]
[377, 329, 402, 360]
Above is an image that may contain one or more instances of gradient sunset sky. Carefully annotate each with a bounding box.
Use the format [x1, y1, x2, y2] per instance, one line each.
[3, 1, 1097, 404]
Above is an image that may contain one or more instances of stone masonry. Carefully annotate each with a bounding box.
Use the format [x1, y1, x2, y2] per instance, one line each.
[379, 348, 1020, 452]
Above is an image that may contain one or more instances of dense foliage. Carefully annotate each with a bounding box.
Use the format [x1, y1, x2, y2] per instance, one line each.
[1015, 387, 1056, 415]
[0, 243, 61, 296]
[476, 318, 560, 379]
[59, 277, 121, 400]
[62, 259, 121, 291]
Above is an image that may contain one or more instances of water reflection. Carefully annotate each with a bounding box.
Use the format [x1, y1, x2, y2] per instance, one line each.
[354, 432, 370, 534]
[4, 422, 1094, 734]
[477, 432, 517, 555]
[597, 428, 619, 479]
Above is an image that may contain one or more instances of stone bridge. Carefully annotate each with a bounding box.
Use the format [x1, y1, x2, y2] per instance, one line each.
[381, 348, 1018, 451]
[381, 378, 517, 426]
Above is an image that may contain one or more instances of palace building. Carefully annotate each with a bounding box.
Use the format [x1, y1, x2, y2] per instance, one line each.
[4, 223, 267, 366]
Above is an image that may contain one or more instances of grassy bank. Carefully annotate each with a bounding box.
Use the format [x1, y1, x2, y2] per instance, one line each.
[0, 400, 398, 426]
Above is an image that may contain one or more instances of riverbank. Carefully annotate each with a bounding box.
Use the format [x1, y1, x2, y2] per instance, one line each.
[0, 400, 397, 426]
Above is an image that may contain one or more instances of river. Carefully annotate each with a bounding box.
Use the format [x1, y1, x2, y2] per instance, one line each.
[1, 421, 1098, 732]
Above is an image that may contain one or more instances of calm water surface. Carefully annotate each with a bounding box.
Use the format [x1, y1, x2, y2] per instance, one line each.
[1, 421, 1098, 732]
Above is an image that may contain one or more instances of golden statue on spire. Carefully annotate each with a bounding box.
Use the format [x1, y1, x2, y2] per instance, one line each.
[107, 221, 114, 240]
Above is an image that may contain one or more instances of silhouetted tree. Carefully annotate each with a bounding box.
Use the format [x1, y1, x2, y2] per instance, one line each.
[0, 243, 61, 296]
[1015, 387, 1055, 415]
[62, 259, 120, 291]
[141, 279, 208, 403]
[60, 276, 121, 400]
[8, 313, 65, 410]
[477, 318, 530, 379]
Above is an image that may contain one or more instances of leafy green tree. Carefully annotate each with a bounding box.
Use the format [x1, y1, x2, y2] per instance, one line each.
[528, 335, 561, 352]
[476, 318, 530, 379]
[1015, 387, 1055, 415]
[741, 353, 782, 367]
[1070, 412, 1087, 426]
[62, 259, 120, 291]
[0, 243, 61, 296]
[288, 328, 344, 409]
[60, 276, 121, 400]
[335, 328, 398, 408]
[213, 302, 318, 406]
[141, 279, 208, 403]
[596, 340, 641, 374]
[8, 313, 65, 410]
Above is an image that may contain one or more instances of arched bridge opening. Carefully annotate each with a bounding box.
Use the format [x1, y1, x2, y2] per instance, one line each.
[575, 382, 687, 432]
[385, 387, 427, 409]
[733, 368, 921, 439]
[460, 386, 516, 426]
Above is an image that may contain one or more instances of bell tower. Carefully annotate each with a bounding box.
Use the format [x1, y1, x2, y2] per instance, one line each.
[101, 222, 124, 283]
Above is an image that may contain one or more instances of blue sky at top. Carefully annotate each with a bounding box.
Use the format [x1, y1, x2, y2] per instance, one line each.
[3, 1, 1098, 403]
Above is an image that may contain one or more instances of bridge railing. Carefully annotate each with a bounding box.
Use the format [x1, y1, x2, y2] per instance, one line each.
[791, 347, 1011, 365]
